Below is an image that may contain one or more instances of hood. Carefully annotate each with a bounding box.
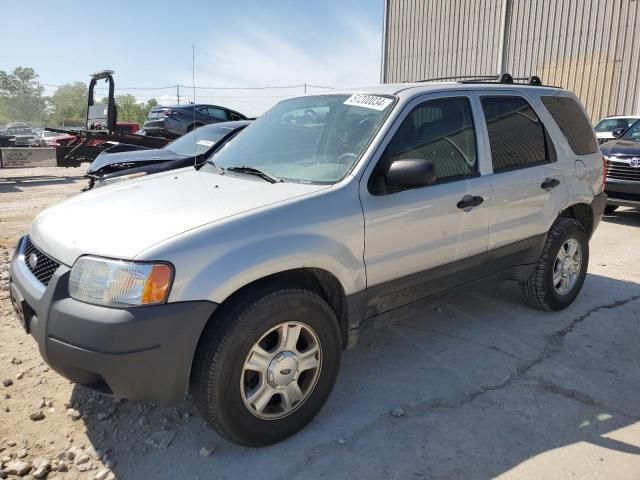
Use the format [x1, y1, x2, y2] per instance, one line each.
[87, 148, 186, 174]
[30, 168, 329, 266]
[600, 139, 640, 157]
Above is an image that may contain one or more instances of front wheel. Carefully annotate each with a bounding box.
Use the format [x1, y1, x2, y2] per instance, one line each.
[520, 218, 589, 311]
[190, 286, 342, 446]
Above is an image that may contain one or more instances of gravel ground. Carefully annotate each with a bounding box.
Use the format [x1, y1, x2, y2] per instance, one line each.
[1, 166, 639, 480]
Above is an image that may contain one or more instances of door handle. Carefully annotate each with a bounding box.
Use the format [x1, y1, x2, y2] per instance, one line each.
[457, 195, 484, 210]
[541, 177, 560, 191]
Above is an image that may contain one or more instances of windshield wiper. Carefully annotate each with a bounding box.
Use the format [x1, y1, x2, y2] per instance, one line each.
[226, 166, 282, 183]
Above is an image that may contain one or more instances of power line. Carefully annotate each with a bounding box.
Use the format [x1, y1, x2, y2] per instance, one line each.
[40, 82, 335, 91]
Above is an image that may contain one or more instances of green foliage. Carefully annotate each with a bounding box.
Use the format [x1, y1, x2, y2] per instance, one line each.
[0, 67, 46, 125]
[114, 94, 157, 125]
[48, 82, 88, 127]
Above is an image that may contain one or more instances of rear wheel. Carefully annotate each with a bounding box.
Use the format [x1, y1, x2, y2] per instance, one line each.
[520, 218, 589, 311]
[190, 286, 341, 446]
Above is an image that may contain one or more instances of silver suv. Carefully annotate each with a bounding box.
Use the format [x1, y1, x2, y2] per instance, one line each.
[9, 76, 606, 446]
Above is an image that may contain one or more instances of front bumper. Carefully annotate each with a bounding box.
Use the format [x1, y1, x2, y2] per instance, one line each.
[8, 237, 217, 405]
[605, 179, 640, 209]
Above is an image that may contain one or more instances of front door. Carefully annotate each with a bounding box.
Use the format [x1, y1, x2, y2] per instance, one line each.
[359, 92, 491, 315]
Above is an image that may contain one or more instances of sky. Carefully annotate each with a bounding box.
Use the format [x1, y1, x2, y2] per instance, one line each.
[0, 0, 384, 116]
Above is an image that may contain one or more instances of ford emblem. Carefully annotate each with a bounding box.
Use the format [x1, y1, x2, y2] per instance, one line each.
[630, 158, 640, 168]
[28, 252, 38, 270]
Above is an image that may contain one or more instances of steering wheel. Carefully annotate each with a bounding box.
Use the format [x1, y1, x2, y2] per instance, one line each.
[336, 153, 358, 165]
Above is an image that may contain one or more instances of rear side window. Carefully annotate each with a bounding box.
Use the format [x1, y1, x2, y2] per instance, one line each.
[541, 96, 598, 155]
[481, 96, 554, 173]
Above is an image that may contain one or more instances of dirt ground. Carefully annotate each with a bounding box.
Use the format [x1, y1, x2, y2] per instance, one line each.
[1, 166, 640, 480]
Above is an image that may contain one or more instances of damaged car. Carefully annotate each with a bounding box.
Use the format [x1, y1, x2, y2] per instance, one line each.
[85, 120, 250, 189]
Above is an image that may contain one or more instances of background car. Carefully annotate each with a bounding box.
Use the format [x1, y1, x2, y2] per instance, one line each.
[86, 120, 250, 188]
[594, 115, 640, 144]
[4, 123, 38, 146]
[600, 118, 640, 213]
[143, 104, 247, 138]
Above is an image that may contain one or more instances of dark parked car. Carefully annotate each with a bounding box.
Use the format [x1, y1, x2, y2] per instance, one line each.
[143, 104, 247, 138]
[86, 121, 250, 189]
[600, 119, 640, 213]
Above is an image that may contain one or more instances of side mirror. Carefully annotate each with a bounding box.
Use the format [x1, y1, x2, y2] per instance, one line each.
[385, 158, 436, 188]
[611, 128, 625, 138]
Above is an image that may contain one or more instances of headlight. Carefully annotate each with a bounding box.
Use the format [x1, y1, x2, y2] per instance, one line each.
[69, 256, 173, 307]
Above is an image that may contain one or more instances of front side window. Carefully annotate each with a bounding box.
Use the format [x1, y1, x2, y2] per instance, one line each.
[204, 94, 394, 183]
[206, 107, 228, 120]
[542, 96, 598, 155]
[481, 96, 554, 172]
[370, 96, 477, 193]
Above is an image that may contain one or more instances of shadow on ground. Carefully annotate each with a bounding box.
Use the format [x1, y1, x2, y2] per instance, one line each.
[71, 272, 640, 479]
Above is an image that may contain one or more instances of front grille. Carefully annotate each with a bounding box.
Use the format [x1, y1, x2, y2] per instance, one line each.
[606, 159, 640, 182]
[23, 237, 60, 286]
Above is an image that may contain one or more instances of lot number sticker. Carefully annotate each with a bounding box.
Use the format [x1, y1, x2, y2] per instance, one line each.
[344, 94, 393, 111]
[197, 140, 215, 147]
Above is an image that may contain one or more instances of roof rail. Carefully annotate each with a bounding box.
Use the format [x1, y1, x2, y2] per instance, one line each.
[414, 73, 548, 87]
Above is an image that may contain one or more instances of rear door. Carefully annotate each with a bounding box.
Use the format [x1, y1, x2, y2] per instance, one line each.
[477, 92, 568, 249]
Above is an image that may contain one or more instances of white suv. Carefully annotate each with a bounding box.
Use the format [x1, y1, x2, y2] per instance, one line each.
[9, 75, 606, 446]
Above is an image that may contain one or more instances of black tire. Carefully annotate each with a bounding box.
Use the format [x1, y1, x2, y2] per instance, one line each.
[190, 286, 342, 447]
[604, 205, 618, 214]
[520, 218, 589, 311]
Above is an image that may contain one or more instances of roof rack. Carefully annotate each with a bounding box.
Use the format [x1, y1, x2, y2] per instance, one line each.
[414, 73, 547, 87]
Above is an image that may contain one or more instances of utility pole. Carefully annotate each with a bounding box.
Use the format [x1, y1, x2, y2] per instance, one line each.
[37, 81, 42, 127]
[176, 84, 180, 105]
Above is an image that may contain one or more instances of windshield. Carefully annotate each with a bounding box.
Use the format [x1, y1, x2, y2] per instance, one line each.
[595, 117, 638, 132]
[621, 119, 640, 141]
[7, 127, 32, 135]
[165, 126, 232, 156]
[204, 94, 395, 183]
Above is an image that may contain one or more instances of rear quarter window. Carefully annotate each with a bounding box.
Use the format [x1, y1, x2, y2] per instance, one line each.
[541, 96, 598, 155]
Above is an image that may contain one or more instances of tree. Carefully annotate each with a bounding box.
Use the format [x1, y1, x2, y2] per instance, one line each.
[48, 82, 88, 127]
[114, 94, 157, 125]
[0, 67, 45, 125]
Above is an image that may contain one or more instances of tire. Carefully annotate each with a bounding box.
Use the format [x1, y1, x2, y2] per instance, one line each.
[604, 205, 618, 214]
[190, 286, 342, 447]
[520, 218, 589, 311]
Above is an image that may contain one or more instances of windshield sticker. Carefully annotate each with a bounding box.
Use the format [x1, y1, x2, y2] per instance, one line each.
[196, 140, 215, 147]
[344, 94, 393, 111]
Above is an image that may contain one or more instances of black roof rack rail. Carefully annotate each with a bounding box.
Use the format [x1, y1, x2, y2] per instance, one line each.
[413, 73, 550, 87]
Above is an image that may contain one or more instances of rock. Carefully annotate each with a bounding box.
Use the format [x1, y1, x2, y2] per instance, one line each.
[67, 408, 81, 420]
[75, 451, 90, 465]
[39, 398, 47, 408]
[31, 457, 50, 479]
[6, 441, 16, 447]
[94, 468, 111, 480]
[10, 358, 21, 365]
[56, 461, 68, 472]
[199, 445, 216, 457]
[66, 446, 82, 461]
[390, 407, 405, 418]
[16, 371, 25, 380]
[3, 459, 31, 476]
[77, 462, 92, 472]
[2, 379, 12, 388]
[145, 430, 177, 449]
[103, 460, 114, 469]
[29, 410, 45, 421]
[17, 449, 28, 459]
[4, 394, 9, 399]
